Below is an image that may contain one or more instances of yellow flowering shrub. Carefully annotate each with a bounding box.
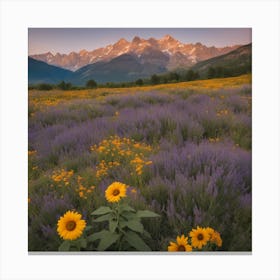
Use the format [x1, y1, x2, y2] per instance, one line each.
[216, 109, 230, 117]
[208, 137, 220, 143]
[51, 169, 74, 186]
[90, 135, 153, 179]
[75, 175, 95, 200]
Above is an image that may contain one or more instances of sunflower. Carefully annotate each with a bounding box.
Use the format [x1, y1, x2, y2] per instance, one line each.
[168, 234, 192, 252]
[57, 210, 86, 240]
[205, 227, 222, 247]
[105, 182, 127, 203]
[205, 227, 215, 238]
[211, 231, 223, 247]
[189, 226, 210, 249]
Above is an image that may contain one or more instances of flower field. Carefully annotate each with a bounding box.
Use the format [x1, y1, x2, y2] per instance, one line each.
[28, 75, 252, 251]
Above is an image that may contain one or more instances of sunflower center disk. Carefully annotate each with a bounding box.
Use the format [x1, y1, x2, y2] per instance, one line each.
[66, 221, 77, 231]
[197, 233, 204, 241]
[113, 189, 120, 196]
[178, 245, 186, 251]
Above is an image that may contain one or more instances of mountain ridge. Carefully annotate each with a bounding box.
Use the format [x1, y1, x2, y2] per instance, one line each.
[72, 53, 167, 84]
[30, 35, 241, 71]
[191, 43, 252, 78]
[28, 43, 252, 85]
[28, 57, 74, 85]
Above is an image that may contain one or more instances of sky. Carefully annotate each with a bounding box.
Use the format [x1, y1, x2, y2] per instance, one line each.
[28, 28, 251, 55]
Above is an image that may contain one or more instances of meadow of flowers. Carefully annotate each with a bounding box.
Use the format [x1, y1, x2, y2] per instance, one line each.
[28, 75, 252, 252]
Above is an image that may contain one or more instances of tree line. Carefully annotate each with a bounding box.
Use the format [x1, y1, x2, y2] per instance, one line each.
[28, 65, 250, 91]
[207, 64, 251, 79]
[28, 69, 200, 91]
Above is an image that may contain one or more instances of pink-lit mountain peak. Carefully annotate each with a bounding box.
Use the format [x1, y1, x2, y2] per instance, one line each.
[113, 37, 129, 46]
[160, 34, 178, 42]
[30, 35, 240, 71]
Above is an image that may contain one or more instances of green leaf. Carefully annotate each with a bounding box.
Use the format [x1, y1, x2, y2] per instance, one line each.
[125, 220, 144, 233]
[124, 231, 151, 251]
[119, 219, 128, 229]
[121, 211, 137, 220]
[91, 206, 112, 216]
[136, 210, 160, 218]
[97, 232, 119, 251]
[94, 213, 111, 222]
[143, 230, 152, 239]
[69, 246, 78, 251]
[120, 240, 133, 251]
[84, 226, 92, 232]
[120, 205, 136, 213]
[79, 238, 87, 249]
[58, 240, 70, 251]
[109, 219, 118, 233]
[87, 230, 109, 242]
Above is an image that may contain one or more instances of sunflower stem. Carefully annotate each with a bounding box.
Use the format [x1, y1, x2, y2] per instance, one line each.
[116, 202, 122, 250]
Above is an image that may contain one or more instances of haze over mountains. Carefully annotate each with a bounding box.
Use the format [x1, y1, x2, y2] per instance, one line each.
[28, 35, 251, 85]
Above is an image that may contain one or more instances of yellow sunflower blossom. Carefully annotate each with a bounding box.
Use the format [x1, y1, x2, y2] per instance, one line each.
[168, 234, 192, 252]
[211, 231, 222, 247]
[105, 182, 127, 203]
[205, 227, 222, 247]
[189, 226, 210, 249]
[57, 210, 86, 240]
[205, 227, 215, 237]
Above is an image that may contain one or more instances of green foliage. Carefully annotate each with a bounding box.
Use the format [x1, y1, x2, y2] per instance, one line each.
[146, 70, 200, 86]
[96, 231, 119, 250]
[91, 206, 112, 215]
[151, 74, 160, 85]
[136, 210, 161, 218]
[86, 79, 97, 88]
[185, 69, 200, 81]
[89, 202, 160, 251]
[29, 83, 54, 91]
[57, 81, 73, 90]
[124, 230, 151, 251]
[207, 64, 251, 79]
[168, 72, 180, 82]
[37, 83, 54, 90]
[135, 78, 144, 86]
[58, 238, 87, 251]
[207, 67, 216, 79]
[231, 123, 252, 150]
[58, 240, 71, 251]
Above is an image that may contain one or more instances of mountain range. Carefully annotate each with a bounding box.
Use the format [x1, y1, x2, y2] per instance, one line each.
[30, 35, 240, 71]
[28, 35, 251, 85]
